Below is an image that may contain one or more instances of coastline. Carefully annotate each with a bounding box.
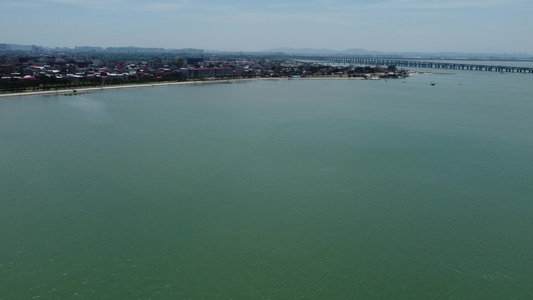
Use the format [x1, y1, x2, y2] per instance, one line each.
[0, 76, 370, 99]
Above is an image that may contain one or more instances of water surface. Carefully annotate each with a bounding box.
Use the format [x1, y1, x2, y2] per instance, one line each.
[1, 74, 532, 299]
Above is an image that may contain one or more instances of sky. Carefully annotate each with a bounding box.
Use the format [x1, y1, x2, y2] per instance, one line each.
[1, 0, 532, 54]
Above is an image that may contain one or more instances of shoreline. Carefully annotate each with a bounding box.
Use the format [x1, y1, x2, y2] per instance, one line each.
[0, 76, 376, 99]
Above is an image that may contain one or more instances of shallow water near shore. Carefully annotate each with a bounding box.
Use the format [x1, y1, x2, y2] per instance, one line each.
[1, 72, 532, 298]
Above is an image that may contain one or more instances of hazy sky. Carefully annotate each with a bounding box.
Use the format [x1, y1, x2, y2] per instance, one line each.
[1, 0, 532, 54]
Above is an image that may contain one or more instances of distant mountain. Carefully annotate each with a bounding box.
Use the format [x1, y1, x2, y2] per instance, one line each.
[260, 47, 533, 59]
[342, 48, 377, 55]
[3, 42, 531, 59]
[263, 47, 341, 55]
[262, 47, 387, 56]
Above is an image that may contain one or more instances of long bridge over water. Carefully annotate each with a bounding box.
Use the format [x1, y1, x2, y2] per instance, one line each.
[289, 56, 533, 73]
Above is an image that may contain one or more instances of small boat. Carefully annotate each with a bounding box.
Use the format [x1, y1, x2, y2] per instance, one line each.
[430, 83, 435, 86]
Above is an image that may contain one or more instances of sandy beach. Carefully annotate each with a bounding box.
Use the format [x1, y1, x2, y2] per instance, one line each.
[0, 76, 369, 99]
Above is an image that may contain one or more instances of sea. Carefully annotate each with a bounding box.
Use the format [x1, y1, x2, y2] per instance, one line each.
[1, 69, 532, 299]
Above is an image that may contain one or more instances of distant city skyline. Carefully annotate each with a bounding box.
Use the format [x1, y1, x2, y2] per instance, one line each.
[1, 0, 532, 55]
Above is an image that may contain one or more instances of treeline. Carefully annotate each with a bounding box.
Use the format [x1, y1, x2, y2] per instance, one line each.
[0, 75, 186, 93]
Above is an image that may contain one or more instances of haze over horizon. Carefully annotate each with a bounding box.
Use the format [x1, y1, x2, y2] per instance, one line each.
[1, 0, 532, 55]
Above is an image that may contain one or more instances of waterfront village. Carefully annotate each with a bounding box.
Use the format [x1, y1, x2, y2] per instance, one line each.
[0, 48, 407, 93]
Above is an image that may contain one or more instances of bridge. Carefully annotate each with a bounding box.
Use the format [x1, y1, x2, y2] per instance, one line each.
[288, 56, 533, 73]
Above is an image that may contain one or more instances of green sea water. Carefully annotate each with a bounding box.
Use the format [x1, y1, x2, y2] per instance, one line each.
[1, 73, 533, 299]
